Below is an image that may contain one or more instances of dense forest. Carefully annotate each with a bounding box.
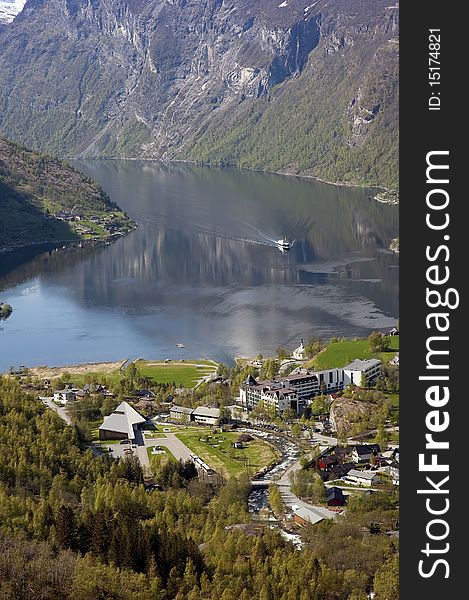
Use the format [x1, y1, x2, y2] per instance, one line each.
[0, 376, 398, 599]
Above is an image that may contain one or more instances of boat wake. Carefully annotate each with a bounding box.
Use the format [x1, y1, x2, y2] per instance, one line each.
[138, 213, 297, 251]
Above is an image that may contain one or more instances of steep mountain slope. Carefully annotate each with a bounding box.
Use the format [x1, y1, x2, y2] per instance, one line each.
[0, 0, 399, 189]
[0, 137, 134, 250]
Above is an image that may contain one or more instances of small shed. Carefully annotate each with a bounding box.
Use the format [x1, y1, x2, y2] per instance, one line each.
[293, 506, 325, 527]
[326, 486, 346, 507]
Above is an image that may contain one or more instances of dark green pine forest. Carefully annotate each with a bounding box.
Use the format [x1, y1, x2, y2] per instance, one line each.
[0, 377, 398, 600]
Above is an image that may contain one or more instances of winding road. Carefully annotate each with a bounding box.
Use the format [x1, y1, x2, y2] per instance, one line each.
[39, 396, 72, 425]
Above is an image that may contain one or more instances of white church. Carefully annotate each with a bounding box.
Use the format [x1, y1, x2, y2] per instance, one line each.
[292, 339, 307, 361]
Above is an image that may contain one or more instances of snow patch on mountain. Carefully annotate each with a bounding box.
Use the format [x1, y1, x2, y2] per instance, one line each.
[0, 0, 26, 24]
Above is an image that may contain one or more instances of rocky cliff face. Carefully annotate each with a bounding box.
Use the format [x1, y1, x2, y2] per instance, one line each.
[0, 0, 399, 188]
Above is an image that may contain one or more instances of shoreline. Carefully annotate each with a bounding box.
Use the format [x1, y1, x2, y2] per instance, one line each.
[3, 358, 220, 377]
[0, 223, 137, 256]
[70, 156, 399, 204]
[23, 360, 129, 379]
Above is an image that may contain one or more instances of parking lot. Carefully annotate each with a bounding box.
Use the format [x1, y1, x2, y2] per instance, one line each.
[101, 440, 138, 459]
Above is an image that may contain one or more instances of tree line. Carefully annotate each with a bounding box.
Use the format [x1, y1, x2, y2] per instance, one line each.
[0, 376, 398, 599]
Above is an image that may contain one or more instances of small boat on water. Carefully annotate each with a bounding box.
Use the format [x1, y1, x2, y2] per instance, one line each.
[176, 343, 185, 348]
[277, 237, 291, 252]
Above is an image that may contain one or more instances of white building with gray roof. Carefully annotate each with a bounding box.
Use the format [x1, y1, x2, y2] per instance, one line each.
[343, 359, 382, 386]
[347, 469, 380, 486]
[239, 358, 382, 414]
[99, 401, 146, 441]
[170, 405, 195, 421]
[192, 406, 220, 425]
[170, 405, 221, 425]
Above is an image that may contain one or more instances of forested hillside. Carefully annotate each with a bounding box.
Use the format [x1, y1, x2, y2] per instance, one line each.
[0, 377, 399, 600]
[0, 137, 134, 250]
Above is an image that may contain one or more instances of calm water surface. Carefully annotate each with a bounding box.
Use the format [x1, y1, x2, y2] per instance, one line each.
[0, 161, 398, 370]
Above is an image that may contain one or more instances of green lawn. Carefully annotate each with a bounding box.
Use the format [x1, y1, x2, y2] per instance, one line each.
[61, 371, 124, 388]
[78, 220, 107, 237]
[59, 358, 217, 389]
[147, 445, 176, 475]
[134, 359, 217, 388]
[175, 430, 280, 478]
[309, 336, 399, 370]
[89, 419, 105, 442]
[143, 430, 168, 439]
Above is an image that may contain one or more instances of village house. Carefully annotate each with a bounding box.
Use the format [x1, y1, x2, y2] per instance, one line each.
[326, 487, 346, 507]
[169, 405, 220, 425]
[192, 406, 220, 426]
[388, 461, 400, 485]
[135, 389, 155, 399]
[347, 469, 380, 487]
[82, 383, 108, 394]
[317, 455, 339, 471]
[293, 506, 325, 527]
[53, 389, 76, 404]
[169, 405, 195, 421]
[352, 444, 381, 463]
[319, 463, 355, 482]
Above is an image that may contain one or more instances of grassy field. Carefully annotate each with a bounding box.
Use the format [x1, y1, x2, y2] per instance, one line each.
[89, 419, 104, 442]
[63, 371, 124, 388]
[78, 220, 107, 238]
[147, 445, 176, 474]
[176, 430, 280, 478]
[142, 424, 168, 439]
[134, 360, 217, 387]
[309, 336, 399, 370]
[31, 358, 218, 389]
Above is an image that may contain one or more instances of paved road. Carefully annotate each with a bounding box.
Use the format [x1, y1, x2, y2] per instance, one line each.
[97, 430, 196, 474]
[144, 432, 193, 462]
[39, 396, 72, 425]
[277, 457, 337, 520]
[134, 428, 151, 471]
[311, 432, 338, 446]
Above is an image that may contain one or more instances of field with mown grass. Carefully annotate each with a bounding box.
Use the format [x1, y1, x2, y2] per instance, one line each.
[37, 358, 218, 389]
[175, 430, 280, 478]
[134, 359, 217, 387]
[147, 445, 176, 475]
[309, 336, 399, 370]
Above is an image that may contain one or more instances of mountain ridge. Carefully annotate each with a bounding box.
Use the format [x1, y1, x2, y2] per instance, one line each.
[0, 0, 399, 190]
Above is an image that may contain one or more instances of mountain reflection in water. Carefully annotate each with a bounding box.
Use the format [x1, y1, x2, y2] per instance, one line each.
[0, 161, 398, 370]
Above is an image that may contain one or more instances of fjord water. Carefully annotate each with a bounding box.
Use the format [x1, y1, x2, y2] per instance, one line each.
[0, 161, 398, 371]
